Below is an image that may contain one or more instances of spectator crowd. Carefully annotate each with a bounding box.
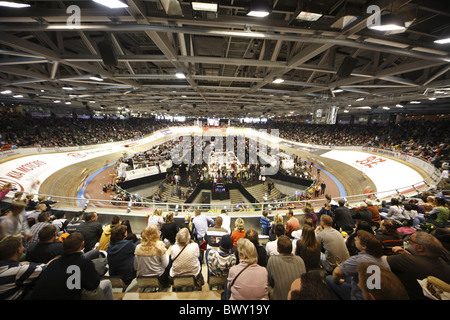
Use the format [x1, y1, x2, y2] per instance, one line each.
[0, 190, 448, 301]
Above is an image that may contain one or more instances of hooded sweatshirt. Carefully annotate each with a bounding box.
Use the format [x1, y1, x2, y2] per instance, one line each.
[106, 239, 136, 283]
[98, 224, 113, 251]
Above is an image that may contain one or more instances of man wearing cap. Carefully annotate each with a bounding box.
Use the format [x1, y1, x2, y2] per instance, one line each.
[206, 234, 237, 277]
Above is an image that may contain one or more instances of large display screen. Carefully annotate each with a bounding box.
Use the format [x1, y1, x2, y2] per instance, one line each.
[207, 118, 220, 126]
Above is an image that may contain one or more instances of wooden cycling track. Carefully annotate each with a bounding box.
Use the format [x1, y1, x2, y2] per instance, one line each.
[0, 131, 431, 215]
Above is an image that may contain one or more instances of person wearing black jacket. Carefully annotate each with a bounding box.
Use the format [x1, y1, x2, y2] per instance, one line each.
[75, 212, 103, 252]
[29, 232, 113, 300]
[333, 199, 355, 235]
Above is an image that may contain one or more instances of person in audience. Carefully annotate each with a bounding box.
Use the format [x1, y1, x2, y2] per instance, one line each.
[25, 225, 63, 264]
[333, 199, 355, 234]
[98, 215, 121, 251]
[29, 232, 113, 300]
[375, 219, 404, 255]
[380, 198, 405, 224]
[106, 225, 137, 285]
[266, 223, 285, 257]
[182, 213, 195, 240]
[37, 196, 57, 214]
[422, 195, 436, 213]
[28, 211, 50, 245]
[351, 202, 373, 226]
[346, 220, 374, 256]
[260, 210, 271, 236]
[357, 262, 409, 300]
[291, 217, 314, 241]
[169, 227, 203, 289]
[294, 224, 321, 271]
[288, 271, 337, 300]
[316, 215, 350, 273]
[378, 200, 390, 214]
[146, 208, 164, 230]
[267, 235, 306, 300]
[325, 230, 389, 300]
[384, 231, 450, 300]
[51, 211, 68, 234]
[218, 209, 231, 234]
[207, 216, 228, 235]
[0, 234, 46, 300]
[25, 194, 38, 211]
[206, 234, 237, 277]
[25, 203, 46, 227]
[304, 203, 318, 229]
[122, 219, 139, 243]
[161, 212, 179, 245]
[401, 203, 418, 226]
[66, 212, 84, 233]
[231, 218, 246, 248]
[235, 229, 267, 267]
[192, 209, 214, 241]
[285, 209, 300, 238]
[128, 225, 171, 291]
[426, 197, 449, 228]
[226, 238, 269, 300]
[75, 211, 103, 252]
[0, 183, 13, 202]
[0, 202, 32, 243]
[317, 203, 334, 222]
[269, 213, 283, 241]
[365, 199, 381, 228]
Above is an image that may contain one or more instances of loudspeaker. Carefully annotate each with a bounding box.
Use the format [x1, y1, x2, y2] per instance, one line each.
[97, 39, 118, 67]
[337, 56, 357, 78]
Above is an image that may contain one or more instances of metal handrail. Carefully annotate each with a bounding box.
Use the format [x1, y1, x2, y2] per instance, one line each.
[18, 174, 437, 217]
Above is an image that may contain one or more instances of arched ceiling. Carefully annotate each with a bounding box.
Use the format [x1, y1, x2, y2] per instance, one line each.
[0, 0, 449, 118]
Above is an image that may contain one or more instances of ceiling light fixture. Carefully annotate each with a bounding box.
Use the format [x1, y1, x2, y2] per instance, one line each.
[434, 36, 450, 45]
[175, 72, 186, 79]
[191, 1, 218, 13]
[89, 74, 104, 81]
[368, 14, 406, 32]
[62, 86, 74, 90]
[1, 90, 12, 94]
[272, 78, 284, 84]
[247, 0, 272, 18]
[92, 0, 128, 9]
[0, 1, 30, 8]
[13, 94, 23, 98]
[296, 11, 322, 22]
[332, 88, 343, 93]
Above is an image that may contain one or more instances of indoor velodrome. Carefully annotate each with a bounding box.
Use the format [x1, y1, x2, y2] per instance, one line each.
[0, 0, 449, 306]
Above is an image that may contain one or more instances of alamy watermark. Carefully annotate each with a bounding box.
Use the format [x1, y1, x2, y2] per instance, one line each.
[365, 264, 381, 290]
[170, 129, 280, 176]
[66, 265, 81, 290]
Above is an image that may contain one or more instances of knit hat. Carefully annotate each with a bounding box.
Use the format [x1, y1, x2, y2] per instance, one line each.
[219, 234, 232, 252]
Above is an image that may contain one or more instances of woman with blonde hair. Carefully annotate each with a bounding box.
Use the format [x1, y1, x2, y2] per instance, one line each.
[0, 183, 13, 201]
[130, 225, 171, 289]
[225, 238, 269, 300]
[147, 208, 164, 230]
[231, 218, 245, 247]
[269, 213, 284, 241]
